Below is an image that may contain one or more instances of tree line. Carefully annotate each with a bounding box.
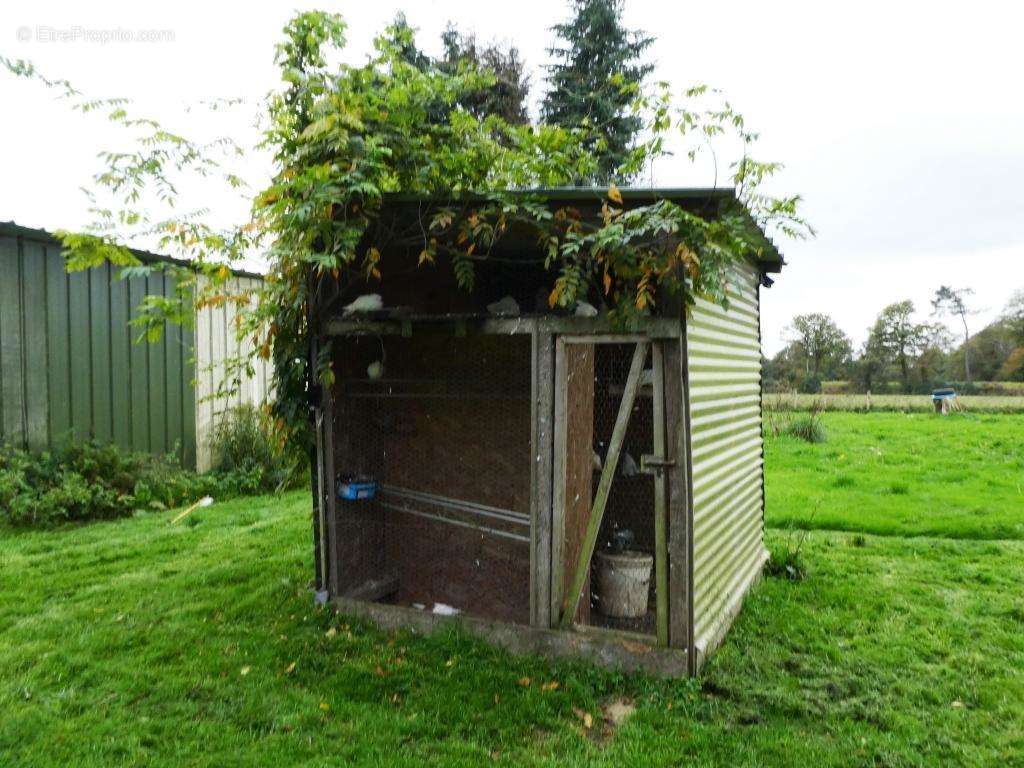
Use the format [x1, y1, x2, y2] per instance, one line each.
[387, 0, 653, 183]
[764, 287, 1024, 394]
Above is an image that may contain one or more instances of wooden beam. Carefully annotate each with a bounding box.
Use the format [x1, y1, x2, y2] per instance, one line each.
[553, 340, 595, 626]
[663, 335, 691, 655]
[651, 341, 669, 647]
[559, 341, 649, 629]
[343, 573, 399, 602]
[322, 377, 342, 596]
[313, 408, 327, 593]
[324, 315, 682, 339]
[530, 331, 555, 628]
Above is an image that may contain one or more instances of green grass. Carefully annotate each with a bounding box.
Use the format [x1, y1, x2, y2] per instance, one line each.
[766, 392, 1024, 413]
[767, 412, 1024, 540]
[2, 412, 1023, 765]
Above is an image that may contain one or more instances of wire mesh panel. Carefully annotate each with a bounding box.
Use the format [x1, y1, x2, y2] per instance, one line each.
[557, 341, 657, 637]
[331, 332, 533, 624]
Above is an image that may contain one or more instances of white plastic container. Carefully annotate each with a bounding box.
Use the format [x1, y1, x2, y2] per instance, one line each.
[594, 550, 653, 618]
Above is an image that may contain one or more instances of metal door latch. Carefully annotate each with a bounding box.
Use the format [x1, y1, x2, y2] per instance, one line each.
[640, 455, 675, 475]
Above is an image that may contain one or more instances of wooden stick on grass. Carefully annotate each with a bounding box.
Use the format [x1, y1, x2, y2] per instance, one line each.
[170, 496, 214, 524]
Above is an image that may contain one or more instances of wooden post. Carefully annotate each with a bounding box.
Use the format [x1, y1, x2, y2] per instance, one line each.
[530, 331, 555, 628]
[553, 340, 595, 626]
[322, 376, 341, 596]
[559, 341, 649, 629]
[651, 342, 669, 646]
[663, 335, 691, 657]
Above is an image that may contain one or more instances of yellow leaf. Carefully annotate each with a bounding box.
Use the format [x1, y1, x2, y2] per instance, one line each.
[418, 249, 434, 266]
[325, 627, 337, 639]
[371, 267, 381, 280]
[607, 183, 623, 205]
[518, 676, 531, 687]
[548, 286, 561, 309]
[285, 661, 296, 674]
[541, 681, 559, 692]
[240, 666, 251, 676]
[603, 271, 612, 295]
[583, 712, 593, 729]
[319, 701, 330, 711]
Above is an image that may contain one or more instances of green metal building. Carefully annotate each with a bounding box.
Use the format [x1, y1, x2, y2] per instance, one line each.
[0, 222, 271, 469]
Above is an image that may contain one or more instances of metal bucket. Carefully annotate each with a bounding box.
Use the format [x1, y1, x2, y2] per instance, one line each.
[594, 550, 653, 618]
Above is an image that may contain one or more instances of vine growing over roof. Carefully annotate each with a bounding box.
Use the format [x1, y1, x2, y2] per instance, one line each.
[3, 10, 812, 449]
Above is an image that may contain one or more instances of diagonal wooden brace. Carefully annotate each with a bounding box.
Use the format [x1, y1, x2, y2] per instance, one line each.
[559, 341, 649, 629]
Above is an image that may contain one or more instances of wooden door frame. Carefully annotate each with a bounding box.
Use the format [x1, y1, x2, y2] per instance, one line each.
[550, 336, 680, 645]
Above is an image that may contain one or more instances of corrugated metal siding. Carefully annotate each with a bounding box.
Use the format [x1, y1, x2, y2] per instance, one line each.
[193, 276, 273, 471]
[0, 231, 196, 465]
[687, 259, 767, 656]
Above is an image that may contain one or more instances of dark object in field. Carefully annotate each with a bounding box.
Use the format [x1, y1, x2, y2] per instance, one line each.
[932, 389, 960, 415]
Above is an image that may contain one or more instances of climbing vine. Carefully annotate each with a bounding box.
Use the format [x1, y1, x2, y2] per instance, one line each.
[3, 10, 811, 450]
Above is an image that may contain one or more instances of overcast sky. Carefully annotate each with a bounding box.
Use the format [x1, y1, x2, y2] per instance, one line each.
[2, 0, 1022, 354]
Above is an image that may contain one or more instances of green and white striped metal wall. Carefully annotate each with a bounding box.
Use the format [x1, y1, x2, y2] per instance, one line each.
[0, 223, 272, 469]
[686, 259, 767, 663]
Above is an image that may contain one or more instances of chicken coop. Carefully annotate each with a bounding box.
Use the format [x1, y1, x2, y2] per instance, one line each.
[310, 188, 781, 675]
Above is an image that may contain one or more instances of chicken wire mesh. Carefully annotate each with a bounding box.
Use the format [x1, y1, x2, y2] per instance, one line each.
[330, 332, 533, 625]
[585, 343, 656, 635]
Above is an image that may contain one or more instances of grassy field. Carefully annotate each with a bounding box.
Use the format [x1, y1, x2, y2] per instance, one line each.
[1, 412, 1023, 765]
[766, 412, 1024, 540]
[766, 392, 1024, 413]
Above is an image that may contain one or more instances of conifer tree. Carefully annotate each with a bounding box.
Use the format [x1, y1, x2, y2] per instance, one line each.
[541, 0, 653, 183]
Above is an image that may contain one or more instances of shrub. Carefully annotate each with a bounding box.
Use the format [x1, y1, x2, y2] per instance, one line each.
[208, 406, 307, 495]
[784, 414, 827, 443]
[0, 441, 228, 527]
[798, 374, 822, 394]
[766, 535, 808, 581]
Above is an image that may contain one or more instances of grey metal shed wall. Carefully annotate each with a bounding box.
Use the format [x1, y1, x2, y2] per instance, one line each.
[686, 259, 767, 660]
[0, 230, 196, 465]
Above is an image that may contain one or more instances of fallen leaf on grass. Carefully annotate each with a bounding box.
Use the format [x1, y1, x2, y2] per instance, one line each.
[573, 708, 593, 729]
[541, 681, 559, 692]
[319, 701, 330, 711]
[325, 627, 337, 639]
[603, 698, 635, 726]
[284, 661, 296, 674]
[239, 666, 251, 676]
[518, 677, 531, 687]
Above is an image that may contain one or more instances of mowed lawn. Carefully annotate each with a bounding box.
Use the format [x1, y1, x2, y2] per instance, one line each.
[767, 412, 1024, 540]
[1, 413, 1023, 766]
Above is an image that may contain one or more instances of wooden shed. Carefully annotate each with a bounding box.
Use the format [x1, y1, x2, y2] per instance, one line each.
[311, 188, 781, 675]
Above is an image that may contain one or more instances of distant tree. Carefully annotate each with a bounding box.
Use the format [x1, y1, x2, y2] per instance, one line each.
[766, 343, 805, 392]
[948, 320, 1017, 382]
[383, 15, 531, 128]
[853, 335, 890, 393]
[913, 323, 954, 389]
[869, 301, 929, 392]
[541, 0, 653, 182]
[439, 24, 531, 124]
[1003, 289, 1024, 345]
[997, 346, 1024, 381]
[785, 313, 853, 381]
[932, 285, 978, 380]
[385, 12, 432, 69]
